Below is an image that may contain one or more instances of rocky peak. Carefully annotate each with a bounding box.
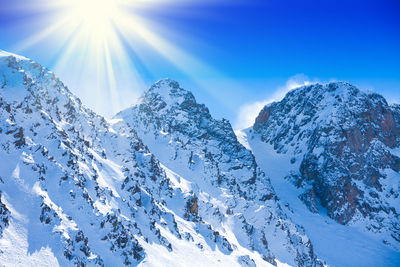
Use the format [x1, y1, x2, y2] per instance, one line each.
[254, 82, 398, 151]
[134, 78, 212, 124]
[252, 82, 400, 250]
[116, 79, 325, 267]
[138, 78, 202, 113]
[117, 79, 244, 165]
[117, 79, 261, 195]
[146, 78, 189, 99]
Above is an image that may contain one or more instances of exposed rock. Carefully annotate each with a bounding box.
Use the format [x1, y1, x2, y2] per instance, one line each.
[0, 192, 10, 238]
[253, 82, 400, 249]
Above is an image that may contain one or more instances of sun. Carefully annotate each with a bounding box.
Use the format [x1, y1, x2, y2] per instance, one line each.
[72, 0, 116, 25]
[63, 0, 123, 42]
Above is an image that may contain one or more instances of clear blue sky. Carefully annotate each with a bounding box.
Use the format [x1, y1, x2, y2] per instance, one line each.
[0, 0, 399, 128]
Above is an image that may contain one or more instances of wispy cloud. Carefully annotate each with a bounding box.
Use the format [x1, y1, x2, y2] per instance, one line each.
[234, 74, 318, 130]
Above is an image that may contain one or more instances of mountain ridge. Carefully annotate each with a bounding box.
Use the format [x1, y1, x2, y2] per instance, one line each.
[0, 50, 399, 266]
[0, 51, 285, 266]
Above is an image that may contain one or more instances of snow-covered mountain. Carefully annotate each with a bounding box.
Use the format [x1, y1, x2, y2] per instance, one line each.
[1, 50, 399, 267]
[0, 50, 196, 266]
[0, 52, 324, 266]
[0, 50, 299, 266]
[115, 79, 323, 267]
[240, 82, 400, 266]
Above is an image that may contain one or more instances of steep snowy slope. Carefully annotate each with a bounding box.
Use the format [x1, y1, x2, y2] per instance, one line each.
[116, 79, 324, 267]
[242, 82, 400, 266]
[0, 50, 281, 267]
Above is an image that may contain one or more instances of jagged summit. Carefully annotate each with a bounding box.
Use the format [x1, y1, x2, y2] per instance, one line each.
[286, 81, 360, 95]
[117, 79, 237, 159]
[255, 82, 365, 124]
[254, 81, 398, 151]
[147, 78, 184, 95]
[250, 81, 400, 251]
[137, 78, 198, 109]
[117, 79, 256, 190]
[256, 81, 377, 120]
[117, 78, 215, 136]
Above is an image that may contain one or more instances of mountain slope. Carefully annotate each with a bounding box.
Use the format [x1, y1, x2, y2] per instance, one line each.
[0, 51, 281, 266]
[4, 50, 397, 266]
[115, 79, 324, 267]
[242, 82, 400, 266]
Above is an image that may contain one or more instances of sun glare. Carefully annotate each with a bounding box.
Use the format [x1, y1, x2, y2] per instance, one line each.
[73, 0, 115, 24]
[65, 0, 121, 41]
[11, 0, 224, 117]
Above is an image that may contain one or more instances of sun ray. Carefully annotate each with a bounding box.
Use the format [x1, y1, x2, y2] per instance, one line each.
[104, 41, 121, 112]
[14, 18, 70, 52]
[4, 0, 233, 116]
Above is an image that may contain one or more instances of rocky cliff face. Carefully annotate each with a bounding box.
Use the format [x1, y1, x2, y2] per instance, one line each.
[253, 82, 400, 250]
[116, 79, 324, 267]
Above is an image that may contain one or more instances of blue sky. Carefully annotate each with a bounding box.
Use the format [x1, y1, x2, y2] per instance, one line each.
[0, 0, 399, 128]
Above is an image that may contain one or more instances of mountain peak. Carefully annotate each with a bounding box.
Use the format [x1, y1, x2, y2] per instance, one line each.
[285, 81, 360, 100]
[254, 81, 388, 129]
[119, 78, 212, 125]
[151, 78, 180, 89]
[251, 81, 400, 250]
[141, 78, 194, 107]
[0, 50, 76, 107]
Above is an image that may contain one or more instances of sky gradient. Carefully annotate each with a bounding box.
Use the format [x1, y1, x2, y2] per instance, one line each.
[0, 0, 399, 129]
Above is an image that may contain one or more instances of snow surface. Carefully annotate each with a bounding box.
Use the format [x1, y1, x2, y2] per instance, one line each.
[239, 128, 400, 267]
